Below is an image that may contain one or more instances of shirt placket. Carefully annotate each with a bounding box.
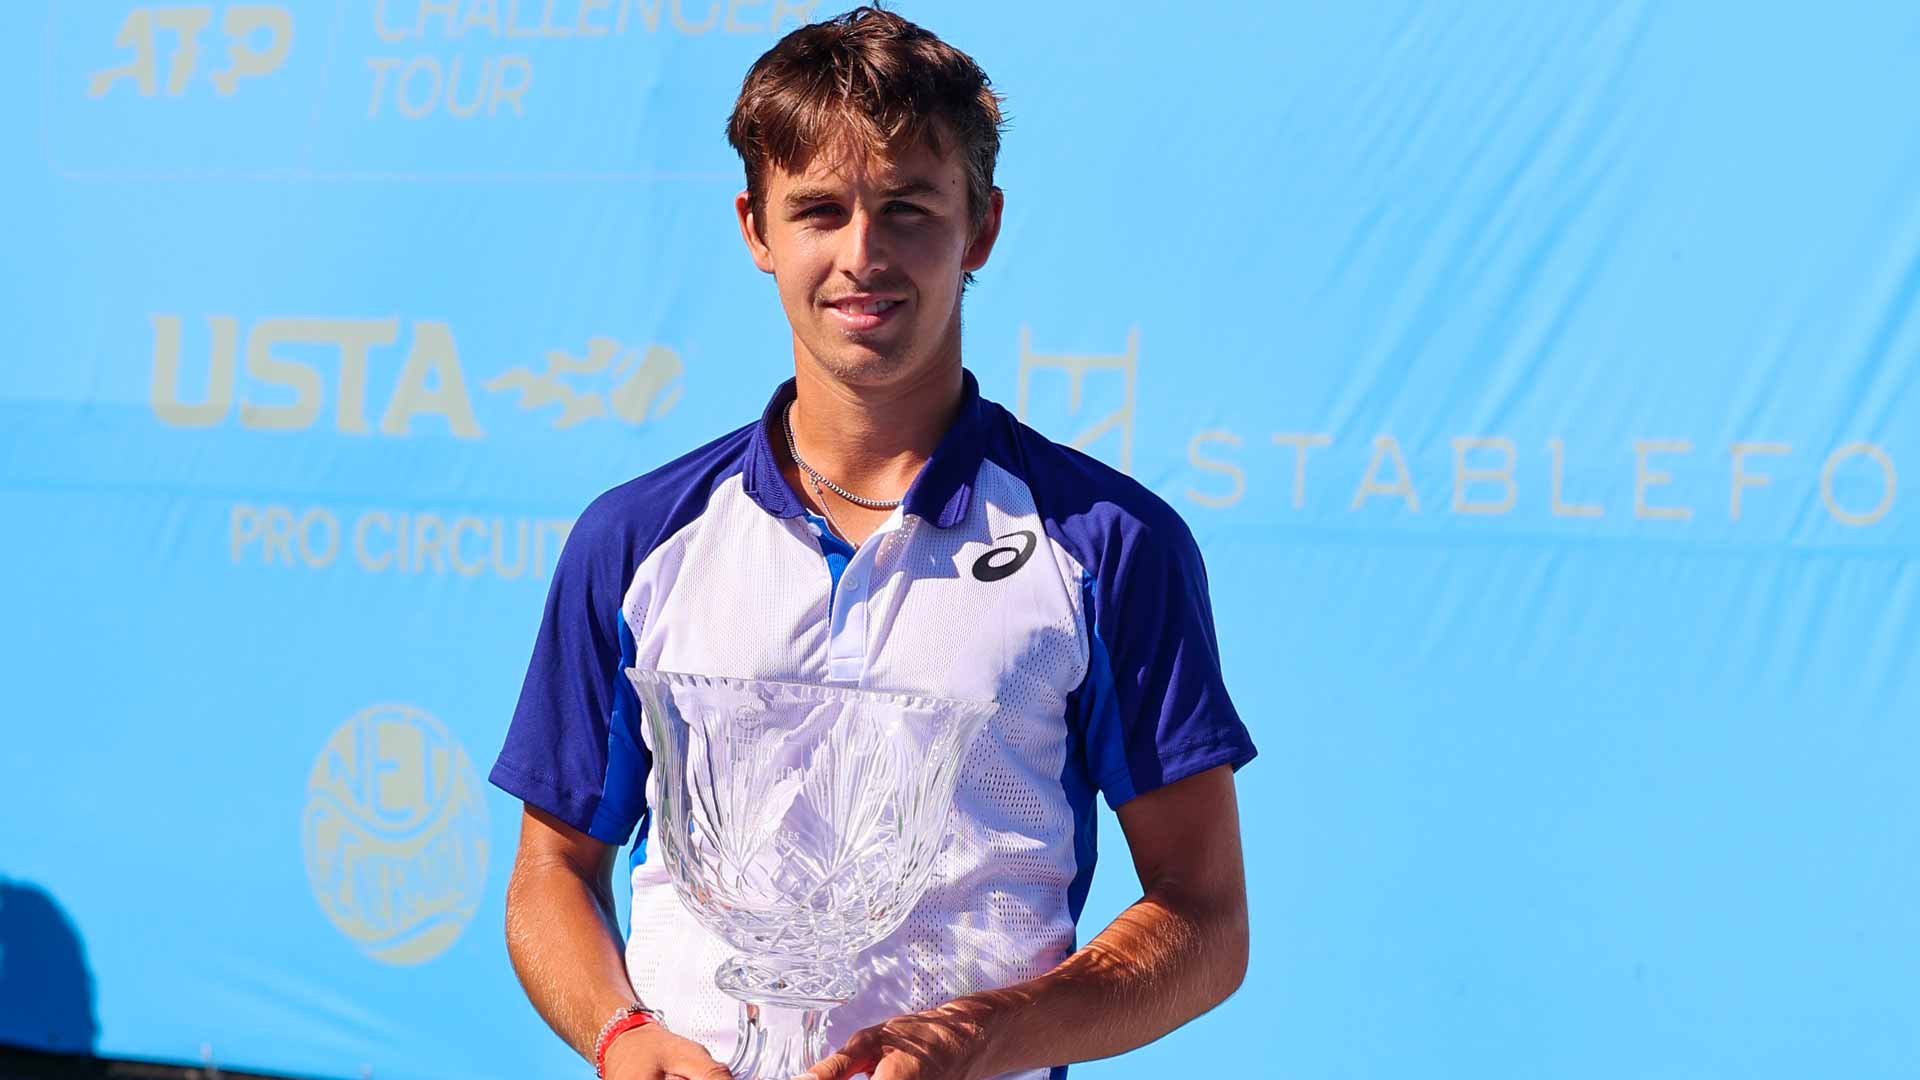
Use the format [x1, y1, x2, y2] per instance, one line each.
[825, 510, 908, 683]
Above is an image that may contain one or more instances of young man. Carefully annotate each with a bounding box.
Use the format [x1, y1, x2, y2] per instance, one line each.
[490, 8, 1256, 1080]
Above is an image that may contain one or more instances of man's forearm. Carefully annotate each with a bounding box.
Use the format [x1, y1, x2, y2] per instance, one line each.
[503, 850, 642, 1061]
[963, 884, 1250, 1078]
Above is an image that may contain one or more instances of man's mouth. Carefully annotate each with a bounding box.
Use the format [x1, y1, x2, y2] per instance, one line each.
[824, 295, 906, 331]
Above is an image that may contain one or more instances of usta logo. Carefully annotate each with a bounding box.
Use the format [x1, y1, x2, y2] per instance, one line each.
[148, 315, 682, 438]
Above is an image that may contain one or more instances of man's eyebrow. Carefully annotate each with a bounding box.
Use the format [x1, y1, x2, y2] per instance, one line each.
[781, 178, 943, 210]
[783, 186, 841, 209]
[881, 178, 941, 198]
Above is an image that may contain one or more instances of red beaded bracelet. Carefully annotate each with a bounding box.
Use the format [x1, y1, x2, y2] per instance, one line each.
[593, 1003, 661, 1079]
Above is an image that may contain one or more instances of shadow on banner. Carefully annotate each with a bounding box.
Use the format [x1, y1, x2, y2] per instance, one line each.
[0, 878, 98, 1054]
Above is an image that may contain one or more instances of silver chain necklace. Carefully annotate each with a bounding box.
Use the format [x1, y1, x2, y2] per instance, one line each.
[802, 468, 850, 542]
[782, 400, 904, 510]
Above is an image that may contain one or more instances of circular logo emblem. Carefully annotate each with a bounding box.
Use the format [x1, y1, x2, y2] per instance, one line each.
[302, 704, 489, 965]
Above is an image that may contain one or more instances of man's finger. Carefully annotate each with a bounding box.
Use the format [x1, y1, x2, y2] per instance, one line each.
[870, 1049, 919, 1080]
[656, 1031, 733, 1080]
[799, 1047, 878, 1080]
[798, 1037, 879, 1076]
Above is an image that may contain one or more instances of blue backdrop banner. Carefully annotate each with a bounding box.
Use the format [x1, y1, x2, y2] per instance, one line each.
[4, 2, 1918, 1078]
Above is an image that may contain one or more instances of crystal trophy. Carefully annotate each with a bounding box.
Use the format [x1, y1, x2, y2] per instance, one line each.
[624, 669, 993, 1080]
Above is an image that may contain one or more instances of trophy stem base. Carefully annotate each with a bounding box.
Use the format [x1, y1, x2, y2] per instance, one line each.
[725, 999, 829, 1080]
[716, 956, 858, 1080]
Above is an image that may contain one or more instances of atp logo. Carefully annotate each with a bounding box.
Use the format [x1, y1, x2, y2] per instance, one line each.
[301, 704, 489, 965]
[88, 5, 293, 99]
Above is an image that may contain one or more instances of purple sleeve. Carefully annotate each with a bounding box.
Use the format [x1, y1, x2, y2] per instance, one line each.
[1073, 509, 1256, 810]
[488, 499, 648, 844]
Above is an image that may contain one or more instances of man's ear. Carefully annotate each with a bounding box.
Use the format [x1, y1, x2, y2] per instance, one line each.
[735, 190, 776, 275]
[961, 186, 1005, 274]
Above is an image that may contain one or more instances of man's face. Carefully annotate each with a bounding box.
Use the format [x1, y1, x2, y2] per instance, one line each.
[737, 135, 1002, 390]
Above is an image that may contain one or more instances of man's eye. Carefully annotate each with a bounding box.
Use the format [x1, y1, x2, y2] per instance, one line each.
[888, 202, 928, 215]
[800, 205, 840, 219]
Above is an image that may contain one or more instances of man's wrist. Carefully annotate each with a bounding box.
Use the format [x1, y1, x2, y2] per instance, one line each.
[937, 988, 1033, 1080]
[593, 1003, 663, 1078]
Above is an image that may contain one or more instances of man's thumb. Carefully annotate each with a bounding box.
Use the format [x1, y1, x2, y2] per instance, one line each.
[799, 1048, 877, 1080]
[659, 1035, 732, 1080]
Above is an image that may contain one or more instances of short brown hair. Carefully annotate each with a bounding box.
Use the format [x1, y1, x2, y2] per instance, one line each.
[726, 6, 1005, 238]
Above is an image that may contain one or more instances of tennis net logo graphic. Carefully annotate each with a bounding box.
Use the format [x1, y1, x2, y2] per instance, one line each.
[147, 315, 683, 438]
[86, 5, 293, 98]
[302, 704, 489, 965]
[1016, 326, 1139, 475]
[484, 335, 684, 427]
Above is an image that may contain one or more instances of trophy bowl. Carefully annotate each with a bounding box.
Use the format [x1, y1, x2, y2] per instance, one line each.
[624, 669, 994, 1080]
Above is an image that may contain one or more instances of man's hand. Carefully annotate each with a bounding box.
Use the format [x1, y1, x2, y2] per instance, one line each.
[808, 765, 1247, 1080]
[801, 997, 1001, 1080]
[603, 1022, 734, 1080]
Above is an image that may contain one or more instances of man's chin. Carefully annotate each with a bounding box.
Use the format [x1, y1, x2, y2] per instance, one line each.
[807, 343, 918, 385]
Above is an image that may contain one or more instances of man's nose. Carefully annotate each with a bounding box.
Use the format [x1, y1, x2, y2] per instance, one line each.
[841, 207, 889, 277]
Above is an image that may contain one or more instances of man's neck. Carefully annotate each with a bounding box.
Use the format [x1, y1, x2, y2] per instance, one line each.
[785, 358, 964, 503]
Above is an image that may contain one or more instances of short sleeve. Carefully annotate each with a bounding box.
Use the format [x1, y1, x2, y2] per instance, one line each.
[488, 507, 650, 845]
[1071, 512, 1256, 810]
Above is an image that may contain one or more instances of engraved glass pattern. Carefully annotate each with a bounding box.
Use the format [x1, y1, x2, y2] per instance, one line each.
[625, 669, 993, 1080]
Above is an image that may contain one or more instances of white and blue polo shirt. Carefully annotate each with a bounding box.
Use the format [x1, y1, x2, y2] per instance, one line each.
[491, 369, 1256, 1076]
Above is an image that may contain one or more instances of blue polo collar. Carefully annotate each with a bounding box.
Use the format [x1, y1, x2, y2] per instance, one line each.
[741, 367, 986, 530]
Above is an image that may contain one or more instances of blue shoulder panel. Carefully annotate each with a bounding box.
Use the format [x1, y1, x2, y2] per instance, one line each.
[488, 420, 760, 845]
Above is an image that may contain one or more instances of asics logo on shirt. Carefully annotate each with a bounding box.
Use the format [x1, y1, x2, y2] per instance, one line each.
[971, 530, 1037, 582]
